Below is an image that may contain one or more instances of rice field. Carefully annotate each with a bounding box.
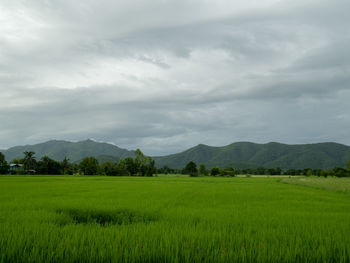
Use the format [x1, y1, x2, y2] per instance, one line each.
[0, 175, 350, 262]
[281, 176, 350, 193]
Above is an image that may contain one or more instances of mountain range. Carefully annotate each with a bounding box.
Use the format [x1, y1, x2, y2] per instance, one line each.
[153, 142, 350, 169]
[2, 140, 350, 169]
[2, 139, 133, 164]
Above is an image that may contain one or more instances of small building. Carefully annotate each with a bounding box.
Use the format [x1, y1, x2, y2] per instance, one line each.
[9, 164, 24, 174]
[26, 169, 36, 175]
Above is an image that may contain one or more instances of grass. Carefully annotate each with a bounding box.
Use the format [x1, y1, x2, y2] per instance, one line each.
[0, 175, 350, 262]
[281, 176, 350, 193]
[56, 208, 157, 226]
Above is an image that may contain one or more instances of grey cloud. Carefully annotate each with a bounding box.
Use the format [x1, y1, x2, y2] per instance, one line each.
[136, 55, 171, 69]
[0, 0, 350, 154]
[1, 84, 350, 155]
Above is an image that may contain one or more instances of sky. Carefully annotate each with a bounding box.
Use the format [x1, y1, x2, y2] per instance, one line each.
[0, 0, 349, 155]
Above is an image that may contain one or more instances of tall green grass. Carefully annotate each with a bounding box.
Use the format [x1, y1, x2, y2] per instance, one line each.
[0, 176, 350, 262]
[282, 176, 350, 193]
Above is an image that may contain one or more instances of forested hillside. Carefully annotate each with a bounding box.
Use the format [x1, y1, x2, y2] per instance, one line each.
[153, 142, 350, 169]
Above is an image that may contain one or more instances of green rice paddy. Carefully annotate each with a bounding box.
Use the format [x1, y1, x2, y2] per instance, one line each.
[281, 176, 350, 193]
[0, 175, 350, 262]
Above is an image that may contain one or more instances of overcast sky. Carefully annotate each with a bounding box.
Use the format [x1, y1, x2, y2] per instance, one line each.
[0, 0, 349, 155]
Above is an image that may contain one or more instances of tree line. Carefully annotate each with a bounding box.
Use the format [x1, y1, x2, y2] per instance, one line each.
[0, 149, 156, 176]
[158, 160, 350, 178]
[1, 150, 350, 177]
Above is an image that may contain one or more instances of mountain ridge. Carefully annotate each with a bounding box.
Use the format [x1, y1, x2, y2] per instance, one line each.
[1, 140, 350, 169]
[152, 141, 350, 169]
[2, 139, 134, 163]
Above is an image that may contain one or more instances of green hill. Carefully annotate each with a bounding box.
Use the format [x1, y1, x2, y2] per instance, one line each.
[3, 139, 134, 163]
[2, 140, 350, 169]
[153, 142, 350, 169]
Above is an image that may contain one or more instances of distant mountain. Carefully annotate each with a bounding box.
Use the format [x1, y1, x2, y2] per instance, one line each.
[2, 140, 350, 169]
[3, 139, 134, 163]
[153, 142, 350, 169]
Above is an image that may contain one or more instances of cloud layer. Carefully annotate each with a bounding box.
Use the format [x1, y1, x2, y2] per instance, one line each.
[1, 0, 349, 155]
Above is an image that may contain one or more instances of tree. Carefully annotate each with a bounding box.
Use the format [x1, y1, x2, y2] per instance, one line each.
[256, 167, 266, 175]
[267, 168, 282, 175]
[0, 152, 9, 174]
[242, 168, 253, 175]
[79, 157, 99, 175]
[69, 163, 80, 175]
[23, 151, 36, 170]
[198, 163, 208, 176]
[124, 157, 137, 176]
[11, 158, 24, 164]
[320, 170, 328, 178]
[60, 157, 71, 175]
[284, 169, 297, 176]
[346, 160, 350, 170]
[183, 161, 198, 177]
[158, 166, 174, 174]
[332, 167, 349, 177]
[135, 149, 156, 176]
[116, 159, 131, 176]
[210, 167, 221, 176]
[221, 167, 237, 177]
[37, 156, 61, 175]
[100, 161, 121, 176]
[142, 159, 156, 177]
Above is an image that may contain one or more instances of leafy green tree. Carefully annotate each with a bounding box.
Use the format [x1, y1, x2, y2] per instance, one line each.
[37, 156, 61, 175]
[79, 157, 99, 175]
[0, 152, 9, 174]
[346, 160, 350, 170]
[198, 163, 208, 176]
[0, 152, 5, 163]
[210, 167, 221, 176]
[313, 169, 322, 177]
[242, 168, 253, 175]
[142, 159, 156, 177]
[23, 151, 36, 170]
[221, 167, 237, 177]
[158, 166, 174, 174]
[255, 167, 265, 175]
[101, 161, 132, 176]
[183, 161, 198, 177]
[68, 163, 80, 175]
[124, 157, 137, 176]
[320, 170, 328, 178]
[301, 168, 311, 176]
[116, 159, 131, 176]
[135, 149, 156, 176]
[284, 169, 298, 176]
[267, 168, 282, 175]
[332, 167, 349, 177]
[135, 149, 145, 166]
[100, 161, 120, 176]
[11, 158, 24, 164]
[60, 157, 71, 175]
